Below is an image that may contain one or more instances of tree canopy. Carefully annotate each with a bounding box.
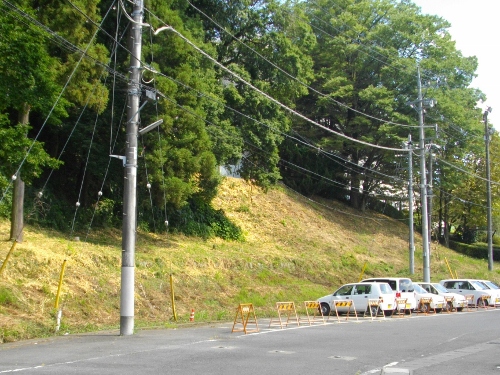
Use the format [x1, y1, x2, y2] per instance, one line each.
[0, 0, 496, 242]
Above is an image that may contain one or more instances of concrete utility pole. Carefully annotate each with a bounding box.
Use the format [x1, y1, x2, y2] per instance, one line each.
[121, 0, 144, 335]
[408, 135, 415, 274]
[484, 107, 493, 271]
[417, 66, 431, 283]
[428, 146, 434, 255]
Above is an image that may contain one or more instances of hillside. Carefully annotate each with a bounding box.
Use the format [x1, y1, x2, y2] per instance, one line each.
[0, 177, 498, 342]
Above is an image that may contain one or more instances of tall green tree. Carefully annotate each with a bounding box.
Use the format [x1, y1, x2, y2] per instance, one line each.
[285, 0, 481, 214]
[190, 0, 316, 189]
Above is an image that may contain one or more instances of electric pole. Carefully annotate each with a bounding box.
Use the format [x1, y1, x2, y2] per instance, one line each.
[484, 107, 493, 271]
[121, 0, 144, 335]
[417, 66, 431, 282]
[408, 134, 415, 274]
[428, 145, 434, 257]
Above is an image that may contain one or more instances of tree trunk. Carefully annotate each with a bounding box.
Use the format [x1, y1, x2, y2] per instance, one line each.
[10, 102, 31, 243]
[10, 178, 25, 242]
[443, 193, 450, 248]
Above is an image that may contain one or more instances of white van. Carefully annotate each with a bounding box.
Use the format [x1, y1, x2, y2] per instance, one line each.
[361, 277, 417, 311]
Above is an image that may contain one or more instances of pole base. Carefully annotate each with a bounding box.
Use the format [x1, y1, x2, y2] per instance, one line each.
[120, 316, 134, 336]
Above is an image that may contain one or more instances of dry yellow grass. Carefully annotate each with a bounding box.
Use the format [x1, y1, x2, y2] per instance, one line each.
[0, 177, 498, 342]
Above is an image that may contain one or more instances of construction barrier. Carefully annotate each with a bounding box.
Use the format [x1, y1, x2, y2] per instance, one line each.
[464, 295, 475, 311]
[478, 295, 490, 309]
[232, 303, 259, 334]
[268, 302, 300, 329]
[364, 299, 385, 320]
[444, 296, 455, 313]
[393, 298, 410, 317]
[333, 300, 358, 322]
[300, 301, 326, 325]
[417, 297, 436, 315]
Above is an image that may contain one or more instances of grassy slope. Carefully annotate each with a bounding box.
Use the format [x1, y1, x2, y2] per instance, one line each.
[0, 177, 499, 342]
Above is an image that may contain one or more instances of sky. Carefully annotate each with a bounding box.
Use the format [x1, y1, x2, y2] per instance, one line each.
[411, 0, 498, 125]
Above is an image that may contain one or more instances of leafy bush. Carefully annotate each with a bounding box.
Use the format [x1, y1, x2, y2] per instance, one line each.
[449, 240, 500, 260]
[171, 200, 243, 241]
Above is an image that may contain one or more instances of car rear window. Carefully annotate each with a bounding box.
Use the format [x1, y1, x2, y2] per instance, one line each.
[379, 283, 392, 294]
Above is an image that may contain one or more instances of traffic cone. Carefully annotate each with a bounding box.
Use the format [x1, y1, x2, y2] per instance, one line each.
[190, 308, 195, 322]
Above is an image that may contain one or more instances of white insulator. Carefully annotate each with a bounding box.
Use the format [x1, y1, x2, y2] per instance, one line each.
[147, 183, 151, 189]
[165, 220, 169, 226]
[98, 191, 103, 196]
[11, 175, 17, 181]
[37, 191, 43, 198]
[76, 201, 80, 207]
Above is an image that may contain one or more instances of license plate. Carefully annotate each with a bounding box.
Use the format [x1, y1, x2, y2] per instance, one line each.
[437, 304, 443, 308]
[388, 304, 392, 309]
[496, 298, 500, 303]
[406, 303, 411, 308]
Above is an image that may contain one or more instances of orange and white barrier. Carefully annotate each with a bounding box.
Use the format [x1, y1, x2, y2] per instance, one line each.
[300, 301, 326, 325]
[417, 297, 436, 315]
[333, 300, 358, 322]
[393, 298, 410, 317]
[232, 303, 259, 334]
[268, 302, 300, 329]
[365, 299, 385, 320]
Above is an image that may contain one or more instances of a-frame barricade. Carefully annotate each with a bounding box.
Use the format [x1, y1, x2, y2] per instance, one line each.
[299, 301, 326, 325]
[232, 303, 259, 334]
[393, 298, 410, 317]
[478, 295, 490, 309]
[464, 294, 475, 311]
[268, 302, 300, 329]
[364, 298, 385, 320]
[416, 297, 436, 315]
[444, 296, 455, 313]
[333, 300, 358, 322]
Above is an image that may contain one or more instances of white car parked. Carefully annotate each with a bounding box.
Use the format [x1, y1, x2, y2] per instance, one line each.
[413, 283, 446, 313]
[440, 279, 496, 307]
[361, 277, 417, 311]
[476, 280, 500, 306]
[416, 282, 467, 312]
[317, 282, 396, 316]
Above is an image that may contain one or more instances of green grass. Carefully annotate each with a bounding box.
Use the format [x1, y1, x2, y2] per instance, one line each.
[1, 177, 499, 343]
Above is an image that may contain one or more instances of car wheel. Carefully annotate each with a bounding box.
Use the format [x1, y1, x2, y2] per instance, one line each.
[445, 301, 453, 312]
[367, 305, 379, 317]
[419, 302, 430, 313]
[320, 302, 331, 316]
[477, 298, 487, 307]
[384, 309, 394, 316]
[457, 307, 463, 312]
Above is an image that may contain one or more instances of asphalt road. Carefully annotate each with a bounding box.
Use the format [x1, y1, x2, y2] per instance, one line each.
[1, 308, 500, 374]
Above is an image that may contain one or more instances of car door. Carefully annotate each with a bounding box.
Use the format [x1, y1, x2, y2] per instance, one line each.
[332, 284, 354, 312]
[351, 284, 371, 312]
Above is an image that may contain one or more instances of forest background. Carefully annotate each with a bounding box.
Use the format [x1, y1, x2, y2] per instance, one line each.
[0, 0, 498, 242]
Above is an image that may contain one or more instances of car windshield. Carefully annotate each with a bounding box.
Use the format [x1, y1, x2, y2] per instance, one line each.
[413, 284, 427, 293]
[432, 283, 449, 293]
[483, 281, 500, 289]
[470, 281, 487, 290]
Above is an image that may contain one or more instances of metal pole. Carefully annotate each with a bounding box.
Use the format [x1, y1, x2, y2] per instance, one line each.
[121, 0, 143, 335]
[417, 66, 430, 282]
[428, 147, 433, 255]
[408, 135, 415, 274]
[484, 109, 493, 271]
